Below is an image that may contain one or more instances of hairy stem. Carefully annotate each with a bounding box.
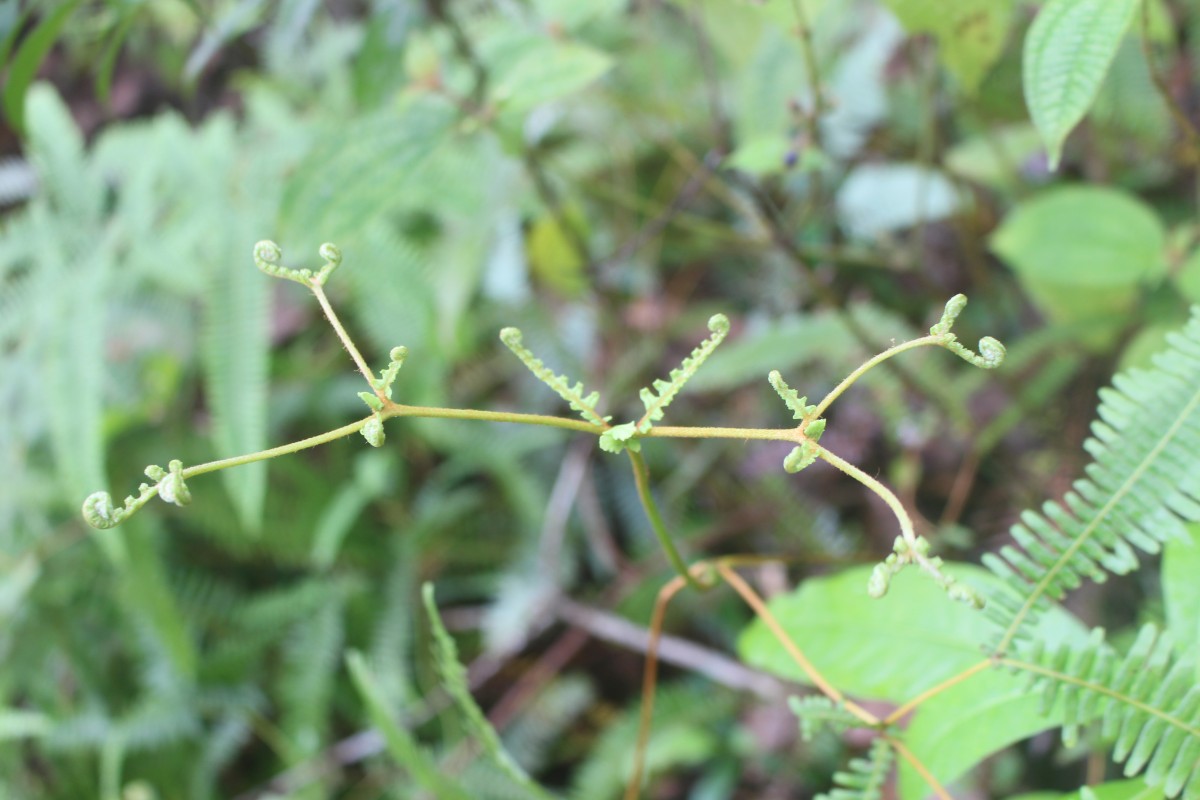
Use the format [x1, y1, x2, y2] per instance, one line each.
[816, 443, 918, 548]
[311, 283, 380, 394]
[810, 335, 941, 421]
[183, 418, 371, 479]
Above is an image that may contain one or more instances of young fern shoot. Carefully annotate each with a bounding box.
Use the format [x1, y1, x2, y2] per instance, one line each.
[499, 327, 612, 429]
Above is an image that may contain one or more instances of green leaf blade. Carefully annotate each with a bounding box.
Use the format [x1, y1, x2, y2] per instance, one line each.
[1023, 0, 1141, 170]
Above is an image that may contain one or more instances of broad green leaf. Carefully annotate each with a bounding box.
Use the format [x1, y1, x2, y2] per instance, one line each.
[896, 667, 1063, 798]
[1023, 0, 1141, 170]
[739, 565, 1089, 797]
[882, 0, 1014, 92]
[1161, 522, 1200, 658]
[491, 39, 613, 116]
[738, 564, 1088, 701]
[991, 186, 1164, 286]
[990, 186, 1165, 339]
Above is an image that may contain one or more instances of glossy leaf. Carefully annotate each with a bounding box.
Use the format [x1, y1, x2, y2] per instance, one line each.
[882, 0, 1014, 92]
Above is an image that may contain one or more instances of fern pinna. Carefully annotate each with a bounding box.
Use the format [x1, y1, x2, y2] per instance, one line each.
[981, 309, 1200, 797]
[984, 309, 1200, 656]
[1003, 625, 1200, 797]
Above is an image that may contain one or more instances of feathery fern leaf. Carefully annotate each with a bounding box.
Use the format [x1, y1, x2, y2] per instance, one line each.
[983, 309, 1200, 655]
[346, 650, 473, 800]
[636, 313, 730, 432]
[788, 695, 865, 742]
[1004, 624, 1200, 798]
[818, 737, 893, 800]
[500, 327, 610, 428]
[422, 583, 558, 800]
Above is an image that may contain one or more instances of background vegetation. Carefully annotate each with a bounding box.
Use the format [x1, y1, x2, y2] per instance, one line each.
[3, 0, 1199, 798]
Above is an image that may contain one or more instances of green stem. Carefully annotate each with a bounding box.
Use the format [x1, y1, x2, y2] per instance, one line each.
[311, 282, 381, 394]
[183, 418, 371, 479]
[646, 425, 797, 442]
[384, 404, 604, 434]
[816, 444, 917, 547]
[626, 449, 706, 591]
[816, 442, 958, 585]
[810, 335, 940, 421]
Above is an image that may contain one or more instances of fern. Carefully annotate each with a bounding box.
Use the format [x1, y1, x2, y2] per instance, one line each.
[635, 313, 730, 432]
[346, 650, 473, 800]
[422, 583, 558, 800]
[500, 327, 611, 428]
[788, 695, 866, 742]
[983, 308, 1200, 655]
[1005, 625, 1200, 798]
[818, 737, 893, 800]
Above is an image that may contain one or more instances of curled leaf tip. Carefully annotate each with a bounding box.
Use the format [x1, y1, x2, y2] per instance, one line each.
[499, 327, 522, 346]
[314, 243, 343, 285]
[82, 491, 118, 529]
[318, 242, 342, 266]
[707, 313, 730, 335]
[389, 345, 408, 363]
[977, 336, 1006, 368]
[254, 240, 282, 265]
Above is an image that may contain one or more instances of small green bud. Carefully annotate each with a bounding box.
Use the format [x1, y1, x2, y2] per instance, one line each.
[707, 313, 730, 336]
[867, 563, 891, 598]
[931, 294, 967, 336]
[159, 460, 191, 507]
[362, 415, 386, 447]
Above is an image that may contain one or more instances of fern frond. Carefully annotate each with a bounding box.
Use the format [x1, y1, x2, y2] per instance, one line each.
[788, 695, 865, 742]
[769, 369, 817, 421]
[1005, 625, 1200, 798]
[818, 737, 893, 800]
[499, 327, 610, 428]
[346, 650, 472, 800]
[422, 583, 558, 800]
[984, 309, 1200, 655]
[636, 314, 730, 432]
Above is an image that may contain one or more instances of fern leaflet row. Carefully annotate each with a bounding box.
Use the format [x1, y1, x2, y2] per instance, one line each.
[1004, 624, 1200, 798]
[983, 310, 1200, 655]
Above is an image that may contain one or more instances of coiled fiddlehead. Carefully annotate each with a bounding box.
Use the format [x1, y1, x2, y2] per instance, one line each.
[81, 460, 190, 530]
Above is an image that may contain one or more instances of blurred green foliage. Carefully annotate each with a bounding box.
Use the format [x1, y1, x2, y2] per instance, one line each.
[4, 0, 1200, 798]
